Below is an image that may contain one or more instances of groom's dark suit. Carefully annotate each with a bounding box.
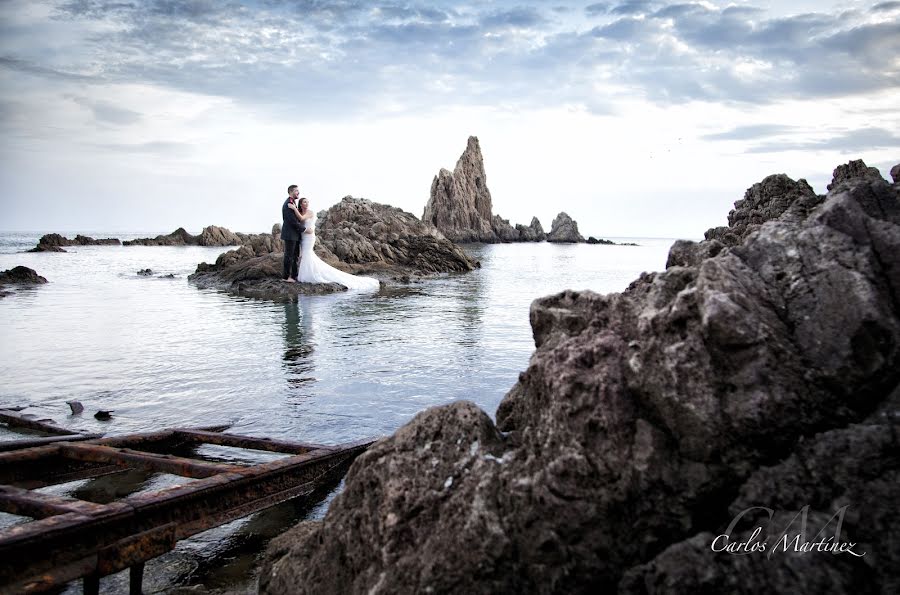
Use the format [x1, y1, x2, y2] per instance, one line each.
[280, 198, 305, 280]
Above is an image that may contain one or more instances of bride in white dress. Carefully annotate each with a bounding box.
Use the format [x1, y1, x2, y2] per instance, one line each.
[289, 199, 380, 291]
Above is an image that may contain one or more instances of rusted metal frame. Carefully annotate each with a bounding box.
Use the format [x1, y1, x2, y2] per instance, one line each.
[0, 444, 127, 490]
[0, 433, 103, 452]
[57, 443, 243, 479]
[0, 426, 231, 489]
[0, 409, 78, 436]
[0, 485, 109, 519]
[173, 429, 335, 455]
[0, 441, 372, 589]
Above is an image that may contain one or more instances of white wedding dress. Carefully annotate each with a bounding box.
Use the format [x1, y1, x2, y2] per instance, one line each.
[298, 213, 380, 291]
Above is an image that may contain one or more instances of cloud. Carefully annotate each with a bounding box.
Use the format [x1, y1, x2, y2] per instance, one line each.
[0, 56, 97, 82]
[610, 0, 656, 15]
[69, 95, 142, 125]
[872, 1, 900, 12]
[96, 140, 193, 156]
[481, 7, 546, 28]
[585, 3, 609, 16]
[746, 127, 900, 154]
[701, 124, 801, 142]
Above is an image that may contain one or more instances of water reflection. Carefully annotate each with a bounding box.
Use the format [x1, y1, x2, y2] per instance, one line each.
[282, 299, 316, 389]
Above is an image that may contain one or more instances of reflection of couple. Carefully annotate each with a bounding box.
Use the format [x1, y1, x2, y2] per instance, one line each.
[280, 184, 379, 291]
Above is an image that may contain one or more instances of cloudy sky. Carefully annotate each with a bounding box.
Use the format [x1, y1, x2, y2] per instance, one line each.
[1, 0, 898, 238]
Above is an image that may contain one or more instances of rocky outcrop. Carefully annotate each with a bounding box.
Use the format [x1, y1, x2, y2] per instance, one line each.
[491, 215, 521, 242]
[315, 197, 478, 276]
[259, 166, 900, 594]
[189, 254, 345, 299]
[189, 199, 477, 298]
[0, 266, 48, 297]
[515, 217, 546, 242]
[892, 164, 900, 184]
[547, 211, 585, 243]
[122, 227, 198, 246]
[669, 160, 894, 269]
[28, 233, 120, 252]
[423, 136, 498, 243]
[827, 158, 884, 191]
[123, 225, 244, 247]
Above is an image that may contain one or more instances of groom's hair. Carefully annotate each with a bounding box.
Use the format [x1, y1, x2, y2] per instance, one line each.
[287, 184, 298, 194]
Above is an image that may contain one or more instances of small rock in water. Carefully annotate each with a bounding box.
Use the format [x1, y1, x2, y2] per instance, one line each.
[66, 400, 84, 414]
[94, 410, 113, 420]
[137, 268, 153, 276]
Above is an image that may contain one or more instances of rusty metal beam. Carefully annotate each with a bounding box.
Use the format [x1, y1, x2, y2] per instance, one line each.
[0, 409, 78, 436]
[0, 433, 103, 452]
[58, 443, 243, 479]
[173, 429, 334, 455]
[0, 485, 110, 519]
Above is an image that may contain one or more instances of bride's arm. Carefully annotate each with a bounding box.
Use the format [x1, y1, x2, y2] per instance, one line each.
[304, 214, 315, 234]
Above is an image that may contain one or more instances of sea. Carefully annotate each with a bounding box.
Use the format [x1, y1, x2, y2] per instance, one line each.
[0, 231, 679, 593]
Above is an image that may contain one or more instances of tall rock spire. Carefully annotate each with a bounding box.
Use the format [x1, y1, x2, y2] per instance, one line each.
[423, 136, 499, 243]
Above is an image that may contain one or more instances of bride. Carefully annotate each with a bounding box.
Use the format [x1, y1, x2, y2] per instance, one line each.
[288, 198, 380, 291]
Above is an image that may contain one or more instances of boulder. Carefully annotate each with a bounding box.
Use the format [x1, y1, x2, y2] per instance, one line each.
[516, 217, 546, 242]
[0, 266, 47, 298]
[547, 212, 585, 243]
[259, 167, 900, 594]
[891, 163, 900, 184]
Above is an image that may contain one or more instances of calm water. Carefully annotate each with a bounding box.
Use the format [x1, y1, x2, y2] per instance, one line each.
[0, 231, 675, 592]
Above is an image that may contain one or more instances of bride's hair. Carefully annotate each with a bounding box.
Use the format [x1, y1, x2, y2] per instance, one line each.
[299, 197, 309, 213]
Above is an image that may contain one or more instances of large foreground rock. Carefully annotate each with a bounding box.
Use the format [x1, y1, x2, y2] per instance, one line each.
[29, 233, 120, 252]
[259, 165, 900, 593]
[189, 254, 345, 299]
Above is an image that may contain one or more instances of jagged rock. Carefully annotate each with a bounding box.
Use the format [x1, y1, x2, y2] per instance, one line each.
[671, 173, 824, 268]
[516, 217, 546, 242]
[123, 227, 197, 246]
[547, 212, 585, 243]
[28, 233, 121, 252]
[423, 136, 497, 243]
[891, 163, 900, 184]
[491, 215, 521, 242]
[137, 269, 153, 276]
[827, 158, 885, 191]
[259, 169, 900, 594]
[198, 225, 243, 247]
[586, 236, 613, 245]
[315, 197, 478, 275]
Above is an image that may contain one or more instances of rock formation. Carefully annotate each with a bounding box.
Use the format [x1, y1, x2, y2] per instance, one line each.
[423, 136, 549, 243]
[547, 211, 585, 243]
[123, 225, 243, 247]
[314, 197, 478, 275]
[190, 197, 478, 299]
[516, 217, 546, 242]
[0, 266, 48, 298]
[423, 137, 497, 242]
[827, 158, 884, 191]
[892, 163, 900, 184]
[29, 234, 120, 252]
[259, 161, 900, 594]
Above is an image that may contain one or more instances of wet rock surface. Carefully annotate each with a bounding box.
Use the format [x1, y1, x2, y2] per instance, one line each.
[259, 164, 900, 594]
[189, 253, 345, 299]
[547, 211, 585, 243]
[516, 217, 546, 242]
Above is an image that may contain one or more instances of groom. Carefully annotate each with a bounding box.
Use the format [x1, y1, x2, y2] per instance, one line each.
[281, 184, 305, 283]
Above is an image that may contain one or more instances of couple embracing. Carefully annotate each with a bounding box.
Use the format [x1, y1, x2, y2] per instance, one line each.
[279, 185, 379, 291]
